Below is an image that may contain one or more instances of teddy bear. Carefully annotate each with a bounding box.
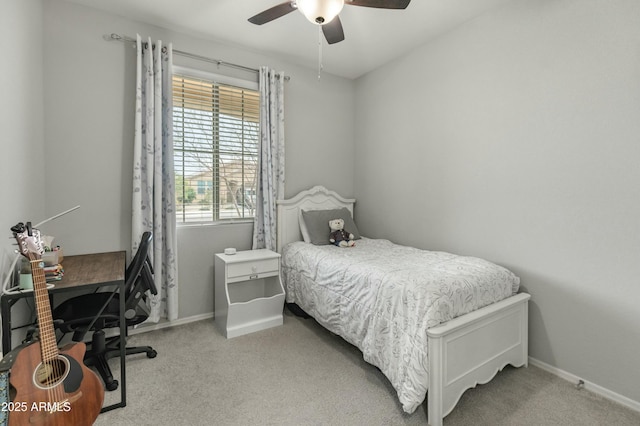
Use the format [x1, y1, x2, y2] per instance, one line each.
[328, 218, 355, 247]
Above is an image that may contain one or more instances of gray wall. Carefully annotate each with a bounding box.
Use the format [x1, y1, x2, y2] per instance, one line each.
[0, 0, 46, 345]
[0, 0, 45, 264]
[354, 0, 640, 405]
[39, 0, 355, 320]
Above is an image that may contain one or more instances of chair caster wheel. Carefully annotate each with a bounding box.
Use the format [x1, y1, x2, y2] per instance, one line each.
[147, 350, 157, 359]
[105, 380, 119, 391]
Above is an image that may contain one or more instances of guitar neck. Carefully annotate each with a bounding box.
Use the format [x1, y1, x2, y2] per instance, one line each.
[29, 258, 59, 362]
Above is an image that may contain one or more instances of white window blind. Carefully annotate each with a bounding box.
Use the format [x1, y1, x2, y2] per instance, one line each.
[173, 71, 260, 223]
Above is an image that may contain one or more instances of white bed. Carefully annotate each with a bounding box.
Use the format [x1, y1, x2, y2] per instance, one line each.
[276, 186, 530, 426]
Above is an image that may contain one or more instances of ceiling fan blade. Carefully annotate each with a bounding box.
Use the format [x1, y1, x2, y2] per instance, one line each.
[322, 16, 345, 45]
[248, 2, 297, 25]
[345, 0, 411, 9]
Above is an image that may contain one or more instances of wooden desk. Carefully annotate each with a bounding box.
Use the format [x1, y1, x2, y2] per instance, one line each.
[48, 251, 125, 291]
[0, 251, 127, 412]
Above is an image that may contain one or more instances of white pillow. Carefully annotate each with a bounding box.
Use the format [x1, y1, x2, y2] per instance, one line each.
[299, 210, 312, 243]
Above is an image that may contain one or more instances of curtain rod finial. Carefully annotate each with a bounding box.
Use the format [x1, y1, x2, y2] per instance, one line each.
[103, 33, 121, 41]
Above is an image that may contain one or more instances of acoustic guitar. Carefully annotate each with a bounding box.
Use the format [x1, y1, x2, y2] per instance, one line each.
[7, 222, 104, 426]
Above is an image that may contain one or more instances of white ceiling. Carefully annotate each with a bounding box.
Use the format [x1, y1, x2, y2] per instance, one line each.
[66, 0, 514, 79]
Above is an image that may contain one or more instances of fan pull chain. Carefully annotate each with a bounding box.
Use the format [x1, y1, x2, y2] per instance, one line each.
[317, 26, 323, 80]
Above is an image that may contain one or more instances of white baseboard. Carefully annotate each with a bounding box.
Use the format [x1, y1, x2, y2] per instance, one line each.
[529, 357, 640, 413]
[129, 312, 214, 335]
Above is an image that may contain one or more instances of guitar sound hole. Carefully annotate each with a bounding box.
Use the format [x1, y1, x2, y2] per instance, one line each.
[33, 357, 69, 389]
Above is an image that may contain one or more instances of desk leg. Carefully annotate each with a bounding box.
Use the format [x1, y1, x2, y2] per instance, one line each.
[100, 281, 127, 413]
[1, 298, 11, 356]
[118, 280, 126, 408]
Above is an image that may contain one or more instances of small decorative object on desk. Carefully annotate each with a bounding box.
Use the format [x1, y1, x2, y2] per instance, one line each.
[18, 258, 33, 290]
[41, 239, 64, 282]
[43, 263, 64, 282]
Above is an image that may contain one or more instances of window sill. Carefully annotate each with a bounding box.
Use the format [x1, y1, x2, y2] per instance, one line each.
[177, 219, 254, 228]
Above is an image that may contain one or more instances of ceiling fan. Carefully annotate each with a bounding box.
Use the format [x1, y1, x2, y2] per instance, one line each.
[248, 0, 412, 45]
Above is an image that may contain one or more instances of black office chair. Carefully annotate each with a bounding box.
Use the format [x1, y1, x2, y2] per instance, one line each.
[52, 231, 158, 391]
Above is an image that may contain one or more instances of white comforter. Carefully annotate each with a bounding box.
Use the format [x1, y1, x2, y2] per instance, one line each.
[282, 238, 520, 413]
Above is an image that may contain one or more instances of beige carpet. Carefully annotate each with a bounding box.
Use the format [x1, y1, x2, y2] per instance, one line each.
[95, 311, 640, 426]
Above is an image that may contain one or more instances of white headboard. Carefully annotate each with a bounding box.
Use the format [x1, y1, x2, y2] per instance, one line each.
[276, 186, 355, 253]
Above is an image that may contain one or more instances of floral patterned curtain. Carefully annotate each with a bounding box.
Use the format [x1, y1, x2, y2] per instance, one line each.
[132, 35, 178, 322]
[252, 67, 285, 252]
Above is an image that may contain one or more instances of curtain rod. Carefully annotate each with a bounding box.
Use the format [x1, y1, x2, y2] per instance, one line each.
[104, 33, 290, 80]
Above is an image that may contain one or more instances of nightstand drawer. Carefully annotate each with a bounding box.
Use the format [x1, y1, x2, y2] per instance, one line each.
[227, 258, 279, 279]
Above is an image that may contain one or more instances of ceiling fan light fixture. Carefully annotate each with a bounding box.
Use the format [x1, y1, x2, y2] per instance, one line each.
[297, 0, 345, 25]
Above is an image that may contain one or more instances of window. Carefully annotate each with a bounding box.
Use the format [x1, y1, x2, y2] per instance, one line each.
[172, 68, 259, 224]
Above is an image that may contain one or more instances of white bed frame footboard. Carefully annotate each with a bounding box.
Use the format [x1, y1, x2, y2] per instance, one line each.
[277, 186, 530, 426]
[426, 292, 530, 426]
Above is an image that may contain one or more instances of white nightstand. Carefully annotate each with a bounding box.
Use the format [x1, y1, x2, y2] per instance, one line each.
[214, 249, 285, 338]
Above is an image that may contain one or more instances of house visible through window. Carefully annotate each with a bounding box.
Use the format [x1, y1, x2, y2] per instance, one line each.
[172, 68, 259, 223]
